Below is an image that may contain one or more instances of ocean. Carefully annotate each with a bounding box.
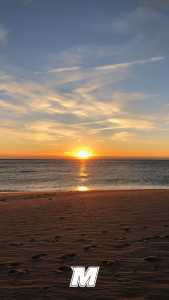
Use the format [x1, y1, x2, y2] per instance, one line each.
[0, 159, 169, 192]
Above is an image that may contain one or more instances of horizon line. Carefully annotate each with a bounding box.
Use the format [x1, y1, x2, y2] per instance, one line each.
[1, 156, 169, 160]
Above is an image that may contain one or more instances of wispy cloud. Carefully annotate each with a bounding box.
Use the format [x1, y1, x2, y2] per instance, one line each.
[47, 67, 81, 73]
[0, 119, 78, 141]
[138, 0, 169, 10]
[47, 46, 119, 67]
[0, 25, 9, 43]
[111, 132, 135, 142]
[93, 6, 169, 57]
[108, 118, 155, 130]
[0, 100, 27, 115]
[95, 57, 164, 71]
[0, 52, 165, 144]
[0, 65, 155, 122]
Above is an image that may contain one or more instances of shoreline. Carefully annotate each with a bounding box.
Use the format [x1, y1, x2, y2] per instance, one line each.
[1, 187, 169, 196]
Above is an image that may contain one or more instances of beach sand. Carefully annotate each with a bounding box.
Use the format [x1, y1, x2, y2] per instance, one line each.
[0, 190, 169, 300]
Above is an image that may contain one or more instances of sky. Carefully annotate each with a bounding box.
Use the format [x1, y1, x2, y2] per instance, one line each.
[0, 0, 169, 158]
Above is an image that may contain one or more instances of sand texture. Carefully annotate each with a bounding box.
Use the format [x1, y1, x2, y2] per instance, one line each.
[1, 190, 169, 299]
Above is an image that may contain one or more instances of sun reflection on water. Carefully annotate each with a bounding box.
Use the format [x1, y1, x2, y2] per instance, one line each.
[74, 160, 90, 191]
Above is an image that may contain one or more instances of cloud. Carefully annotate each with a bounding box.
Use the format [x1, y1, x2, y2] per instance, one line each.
[47, 46, 120, 69]
[45, 54, 164, 92]
[22, 0, 32, 6]
[27, 120, 78, 140]
[95, 57, 164, 71]
[0, 99, 27, 115]
[47, 67, 81, 73]
[0, 25, 9, 43]
[0, 119, 78, 141]
[72, 89, 152, 120]
[138, 0, 169, 10]
[93, 6, 169, 35]
[93, 6, 169, 56]
[108, 118, 155, 130]
[111, 132, 135, 142]
[0, 62, 153, 122]
[89, 115, 155, 134]
[0, 51, 163, 143]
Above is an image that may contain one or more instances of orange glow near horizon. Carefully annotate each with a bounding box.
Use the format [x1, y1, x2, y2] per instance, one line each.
[2, 140, 169, 159]
[75, 186, 90, 191]
[76, 150, 92, 159]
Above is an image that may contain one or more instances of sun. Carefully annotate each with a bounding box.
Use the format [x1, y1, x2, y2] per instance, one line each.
[76, 150, 91, 159]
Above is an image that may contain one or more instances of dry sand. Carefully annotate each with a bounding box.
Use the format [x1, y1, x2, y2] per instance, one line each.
[0, 190, 169, 300]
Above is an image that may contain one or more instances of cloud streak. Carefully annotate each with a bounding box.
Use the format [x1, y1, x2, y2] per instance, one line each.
[0, 25, 9, 43]
[95, 57, 165, 71]
[108, 118, 155, 130]
[138, 0, 169, 10]
[111, 132, 135, 142]
[0, 52, 165, 144]
[47, 67, 81, 73]
[0, 119, 78, 141]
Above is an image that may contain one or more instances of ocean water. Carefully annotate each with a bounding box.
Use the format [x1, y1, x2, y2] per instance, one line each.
[0, 159, 169, 192]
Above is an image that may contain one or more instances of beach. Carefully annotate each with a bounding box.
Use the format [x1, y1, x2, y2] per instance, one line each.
[1, 190, 169, 299]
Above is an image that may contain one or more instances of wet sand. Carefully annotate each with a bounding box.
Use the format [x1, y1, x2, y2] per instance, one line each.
[0, 189, 169, 300]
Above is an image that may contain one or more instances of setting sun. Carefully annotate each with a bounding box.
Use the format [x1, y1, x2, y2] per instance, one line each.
[76, 150, 91, 159]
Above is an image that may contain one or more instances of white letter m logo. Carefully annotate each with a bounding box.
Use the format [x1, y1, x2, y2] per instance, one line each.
[70, 266, 99, 287]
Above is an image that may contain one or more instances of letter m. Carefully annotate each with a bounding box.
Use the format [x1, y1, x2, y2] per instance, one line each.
[70, 266, 99, 287]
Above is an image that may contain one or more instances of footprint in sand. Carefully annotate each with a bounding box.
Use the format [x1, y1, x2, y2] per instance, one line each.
[160, 234, 169, 239]
[48, 198, 52, 200]
[60, 217, 64, 220]
[59, 253, 77, 259]
[114, 237, 126, 241]
[124, 228, 130, 232]
[101, 259, 119, 266]
[164, 224, 169, 227]
[144, 256, 161, 262]
[44, 238, 56, 243]
[123, 242, 131, 246]
[80, 234, 85, 236]
[55, 236, 61, 241]
[114, 241, 131, 249]
[83, 245, 98, 251]
[31, 253, 48, 260]
[10, 243, 24, 247]
[8, 269, 30, 275]
[8, 269, 16, 274]
[74, 238, 86, 242]
[0, 199, 6, 201]
[154, 235, 160, 239]
[29, 238, 36, 242]
[56, 265, 71, 273]
[144, 236, 154, 241]
[136, 238, 144, 242]
[10, 263, 22, 267]
[142, 226, 149, 228]
[102, 230, 108, 233]
[42, 286, 50, 291]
